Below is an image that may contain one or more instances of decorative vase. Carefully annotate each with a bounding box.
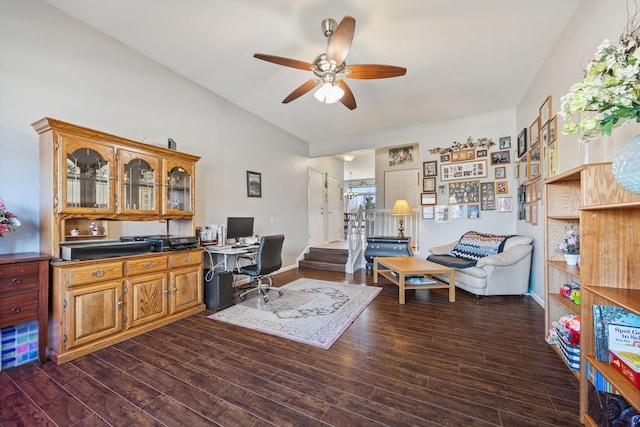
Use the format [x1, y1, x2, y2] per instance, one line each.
[564, 254, 579, 266]
[578, 134, 622, 164]
[612, 135, 640, 194]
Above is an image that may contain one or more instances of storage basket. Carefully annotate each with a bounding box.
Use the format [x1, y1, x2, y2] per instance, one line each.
[554, 326, 580, 370]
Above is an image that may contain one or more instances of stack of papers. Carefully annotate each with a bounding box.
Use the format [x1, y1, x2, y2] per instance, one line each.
[405, 275, 437, 285]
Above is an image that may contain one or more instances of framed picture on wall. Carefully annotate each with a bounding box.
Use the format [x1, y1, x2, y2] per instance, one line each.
[468, 204, 480, 219]
[496, 181, 508, 194]
[539, 95, 552, 124]
[498, 196, 513, 212]
[494, 166, 506, 179]
[517, 128, 527, 158]
[423, 177, 436, 192]
[448, 180, 480, 204]
[529, 117, 540, 147]
[499, 136, 511, 149]
[490, 150, 510, 165]
[440, 154, 451, 162]
[480, 182, 495, 210]
[440, 160, 487, 181]
[434, 205, 451, 223]
[451, 204, 465, 219]
[246, 170, 262, 198]
[422, 206, 435, 220]
[421, 192, 437, 205]
[423, 160, 437, 176]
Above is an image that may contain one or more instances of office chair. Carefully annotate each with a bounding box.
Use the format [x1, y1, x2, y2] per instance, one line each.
[237, 234, 285, 302]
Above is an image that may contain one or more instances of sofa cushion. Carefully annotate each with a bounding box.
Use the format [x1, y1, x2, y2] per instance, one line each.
[427, 254, 477, 269]
[450, 231, 511, 261]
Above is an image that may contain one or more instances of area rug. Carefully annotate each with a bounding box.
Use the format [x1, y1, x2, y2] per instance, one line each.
[207, 278, 381, 349]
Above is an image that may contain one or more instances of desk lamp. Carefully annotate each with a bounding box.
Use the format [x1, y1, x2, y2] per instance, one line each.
[391, 199, 412, 238]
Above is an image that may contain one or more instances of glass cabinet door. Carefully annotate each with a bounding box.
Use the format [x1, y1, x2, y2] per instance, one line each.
[164, 159, 194, 215]
[118, 150, 160, 214]
[61, 138, 115, 214]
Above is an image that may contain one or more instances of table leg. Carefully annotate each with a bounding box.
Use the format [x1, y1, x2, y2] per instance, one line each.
[448, 270, 456, 302]
[398, 272, 406, 304]
[373, 258, 379, 284]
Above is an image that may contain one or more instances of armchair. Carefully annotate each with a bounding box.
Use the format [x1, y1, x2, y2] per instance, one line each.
[236, 234, 285, 303]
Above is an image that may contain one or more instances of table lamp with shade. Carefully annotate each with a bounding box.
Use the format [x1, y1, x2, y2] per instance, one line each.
[391, 199, 412, 238]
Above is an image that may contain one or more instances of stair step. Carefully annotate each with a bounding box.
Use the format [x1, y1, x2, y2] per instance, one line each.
[304, 251, 349, 263]
[299, 260, 346, 272]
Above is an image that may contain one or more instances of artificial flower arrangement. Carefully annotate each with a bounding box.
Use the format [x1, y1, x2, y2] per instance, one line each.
[557, 224, 580, 255]
[428, 136, 495, 155]
[0, 198, 21, 237]
[559, 18, 640, 142]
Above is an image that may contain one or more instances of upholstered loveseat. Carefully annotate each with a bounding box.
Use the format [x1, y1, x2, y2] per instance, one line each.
[427, 231, 533, 297]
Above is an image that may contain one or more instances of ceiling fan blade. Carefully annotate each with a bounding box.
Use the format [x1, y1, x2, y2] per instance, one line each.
[254, 53, 314, 71]
[345, 64, 407, 79]
[337, 80, 356, 110]
[282, 79, 320, 103]
[326, 15, 355, 65]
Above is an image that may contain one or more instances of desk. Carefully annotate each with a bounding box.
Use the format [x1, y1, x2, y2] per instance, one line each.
[204, 245, 258, 272]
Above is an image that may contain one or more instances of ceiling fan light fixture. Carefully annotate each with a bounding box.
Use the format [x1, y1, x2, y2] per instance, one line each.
[314, 82, 344, 104]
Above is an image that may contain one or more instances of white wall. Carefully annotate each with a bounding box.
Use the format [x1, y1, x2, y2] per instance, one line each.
[516, 0, 639, 304]
[0, 0, 320, 267]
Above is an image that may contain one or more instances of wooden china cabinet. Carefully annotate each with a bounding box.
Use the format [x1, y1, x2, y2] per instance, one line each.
[33, 117, 204, 364]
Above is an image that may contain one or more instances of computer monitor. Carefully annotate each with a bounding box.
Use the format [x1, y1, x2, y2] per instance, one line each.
[226, 217, 254, 243]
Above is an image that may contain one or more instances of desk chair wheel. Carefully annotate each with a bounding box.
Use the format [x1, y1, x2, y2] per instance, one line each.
[263, 296, 269, 303]
[278, 290, 283, 296]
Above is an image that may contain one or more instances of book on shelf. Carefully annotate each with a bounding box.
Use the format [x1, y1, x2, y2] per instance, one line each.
[592, 305, 640, 362]
[586, 359, 619, 394]
[607, 323, 640, 388]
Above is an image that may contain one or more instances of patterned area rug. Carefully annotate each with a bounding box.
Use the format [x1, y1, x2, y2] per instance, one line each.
[208, 278, 382, 349]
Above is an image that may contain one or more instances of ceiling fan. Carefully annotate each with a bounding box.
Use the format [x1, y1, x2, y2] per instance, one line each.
[254, 15, 406, 110]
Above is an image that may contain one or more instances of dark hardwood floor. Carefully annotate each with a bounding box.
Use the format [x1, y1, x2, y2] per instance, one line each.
[0, 268, 581, 427]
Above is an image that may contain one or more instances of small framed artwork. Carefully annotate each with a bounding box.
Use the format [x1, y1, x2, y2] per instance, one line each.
[476, 149, 488, 158]
[497, 196, 513, 212]
[434, 205, 451, 223]
[480, 182, 495, 210]
[491, 150, 510, 165]
[517, 128, 527, 158]
[499, 136, 511, 149]
[448, 180, 480, 204]
[437, 184, 448, 200]
[422, 205, 434, 220]
[451, 204, 465, 219]
[539, 95, 552, 125]
[531, 201, 538, 226]
[541, 121, 550, 147]
[519, 160, 528, 184]
[494, 166, 506, 179]
[423, 160, 437, 176]
[496, 181, 508, 194]
[547, 141, 558, 177]
[529, 117, 540, 148]
[528, 145, 541, 180]
[389, 145, 414, 166]
[440, 160, 487, 181]
[451, 149, 476, 162]
[421, 192, 437, 205]
[467, 204, 480, 219]
[246, 170, 262, 198]
[423, 177, 436, 192]
[440, 154, 451, 162]
[548, 115, 558, 142]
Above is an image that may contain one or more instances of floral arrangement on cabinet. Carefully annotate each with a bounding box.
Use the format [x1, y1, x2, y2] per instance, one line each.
[0, 198, 21, 237]
[557, 224, 580, 255]
[560, 17, 640, 142]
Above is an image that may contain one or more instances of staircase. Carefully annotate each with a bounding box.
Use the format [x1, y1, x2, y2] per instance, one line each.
[299, 245, 349, 272]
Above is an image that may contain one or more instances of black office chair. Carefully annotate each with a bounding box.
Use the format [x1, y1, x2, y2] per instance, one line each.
[237, 234, 285, 302]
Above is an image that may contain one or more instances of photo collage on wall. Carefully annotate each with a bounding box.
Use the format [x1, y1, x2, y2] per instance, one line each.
[515, 95, 554, 225]
[423, 136, 514, 221]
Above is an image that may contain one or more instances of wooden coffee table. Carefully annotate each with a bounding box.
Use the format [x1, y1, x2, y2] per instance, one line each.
[373, 256, 456, 304]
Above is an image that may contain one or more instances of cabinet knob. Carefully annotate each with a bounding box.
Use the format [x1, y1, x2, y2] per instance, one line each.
[11, 307, 20, 313]
[12, 277, 22, 284]
[91, 270, 105, 278]
[144, 262, 155, 269]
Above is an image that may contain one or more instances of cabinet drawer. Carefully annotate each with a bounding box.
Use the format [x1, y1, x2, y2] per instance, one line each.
[127, 256, 168, 276]
[0, 293, 38, 326]
[169, 251, 202, 269]
[0, 263, 40, 294]
[62, 261, 124, 287]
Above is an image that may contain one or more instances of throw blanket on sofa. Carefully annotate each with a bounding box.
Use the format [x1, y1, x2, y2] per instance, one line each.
[450, 231, 511, 261]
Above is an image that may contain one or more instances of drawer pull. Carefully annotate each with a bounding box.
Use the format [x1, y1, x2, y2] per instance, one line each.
[91, 270, 105, 278]
[12, 277, 22, 284]
[183, 256, 192, 263]
[144, 262, 155, 269]
[11, 307, 20, 313]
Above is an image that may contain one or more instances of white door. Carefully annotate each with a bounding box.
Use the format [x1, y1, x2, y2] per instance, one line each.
[384, 169, 420, 208]
[327, 174, 343, 242]
[308, 168, 325, 246]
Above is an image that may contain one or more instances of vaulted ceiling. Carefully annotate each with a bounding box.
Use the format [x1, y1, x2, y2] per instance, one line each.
[45, 0, 580, 150]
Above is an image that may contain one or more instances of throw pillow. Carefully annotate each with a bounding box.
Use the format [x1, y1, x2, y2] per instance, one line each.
[451, 231, 511, 261]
